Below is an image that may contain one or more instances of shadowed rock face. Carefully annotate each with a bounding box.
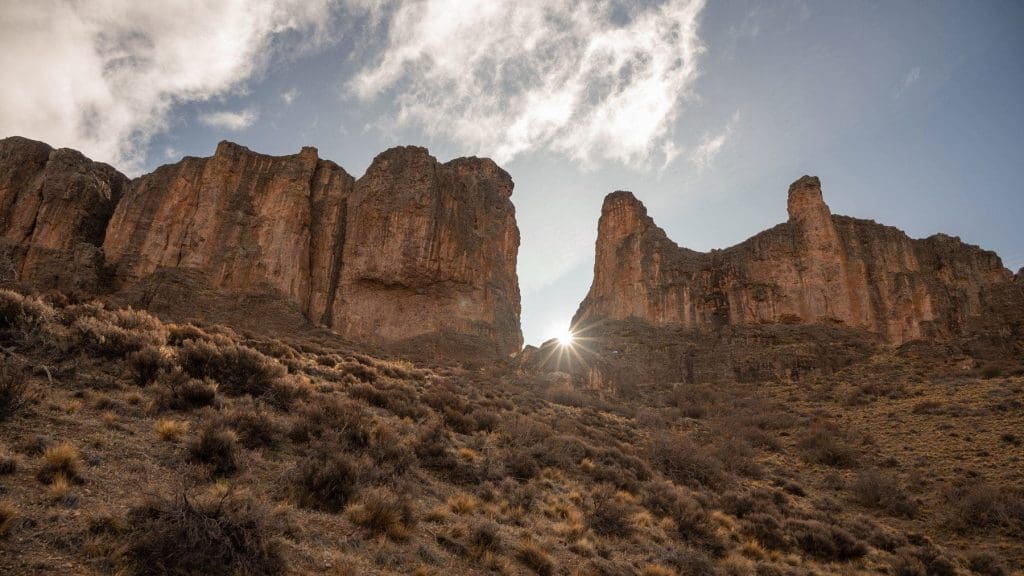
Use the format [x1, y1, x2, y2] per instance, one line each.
[0, 136, 522, 357]
[575, 176, 1011, 344]
[0, 137, 128, 291]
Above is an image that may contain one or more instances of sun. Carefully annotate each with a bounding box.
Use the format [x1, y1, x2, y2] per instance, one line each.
[556, 328, 575, 347]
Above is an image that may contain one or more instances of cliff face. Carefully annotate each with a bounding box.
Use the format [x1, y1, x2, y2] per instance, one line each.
[334, 147, 522, 354]
[574, 176, 1011, 344]
[0, 137, 128, 291]
[0, 136, 522, 356]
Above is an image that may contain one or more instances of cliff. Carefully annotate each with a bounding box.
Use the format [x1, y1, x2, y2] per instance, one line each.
[0, 136, 522, 357]
[574, 176, 1011, 344]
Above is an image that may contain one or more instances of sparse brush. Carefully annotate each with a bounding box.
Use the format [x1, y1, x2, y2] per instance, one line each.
[347, 487, 416, 541]
[0, 361, 31, 421]
[797, 422, 859, 468]
[515, 539, 554, 576]
[851, 469, 918, 518]
[125, 491, 285, 576]
[101, 410, 119, 428]
[0, 501, 15, 537]
[291, 452, 359, 513]
[129, 345, 172, 386]
[187, 424, 238, 476]
[154, 419, 188, 442]
[37, 442, 83, 484]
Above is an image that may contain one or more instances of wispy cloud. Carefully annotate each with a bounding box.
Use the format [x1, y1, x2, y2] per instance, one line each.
[691, 111, 740, 170]
[281, 88, 300, 105]
[199, 108, 259, 131]
[894, 66, 921, 99]
[0, 0, 336, 172]
[348, 0, 707, 169]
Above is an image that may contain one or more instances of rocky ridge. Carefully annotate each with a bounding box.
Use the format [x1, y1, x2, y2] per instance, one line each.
[0, 137, 522, 357]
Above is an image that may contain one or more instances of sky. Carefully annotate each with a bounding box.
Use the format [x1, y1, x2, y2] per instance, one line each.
[1, 0, 1022, 346]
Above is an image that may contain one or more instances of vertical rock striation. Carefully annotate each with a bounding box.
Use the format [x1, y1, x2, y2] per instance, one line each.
[574, 176, 1011, 344]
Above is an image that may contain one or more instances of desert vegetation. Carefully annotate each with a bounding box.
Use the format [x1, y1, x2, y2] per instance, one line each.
[0, 287, 1021, 574]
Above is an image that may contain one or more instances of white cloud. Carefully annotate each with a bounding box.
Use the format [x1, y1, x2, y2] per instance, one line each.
[895, 66, 921, 99]
[347, 0, 707, 169]
[199, 108, 259, 131]
[281, 88, 300, 105]
[0, 0, 335, 173]
[691, 111, 739, 170]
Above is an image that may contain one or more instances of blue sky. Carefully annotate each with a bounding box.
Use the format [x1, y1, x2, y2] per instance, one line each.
[2, 1, 1022, 346]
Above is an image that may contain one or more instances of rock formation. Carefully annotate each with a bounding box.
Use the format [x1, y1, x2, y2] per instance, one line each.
[575, 176, 1011, 344]
[0, 136, 522, 357]
[0, 137, 128, 291]
[549, 176, 1022, 388]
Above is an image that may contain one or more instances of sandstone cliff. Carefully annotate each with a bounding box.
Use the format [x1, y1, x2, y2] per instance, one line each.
[0, 137, 128, 291]
[0, 136, 522, 357]
[574, 176, 1011, 344]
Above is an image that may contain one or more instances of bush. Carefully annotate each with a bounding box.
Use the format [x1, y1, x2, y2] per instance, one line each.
[226, 407, 281, 449]
[37, 442, 83, 484]
[125, 492, 285, 576]
[0, 501, 15, 537]
[348, 487, 416, 541]
[946, 481, 1024, 533]
[153, 370, 218, 411]
[784, 519, 867, 561]
[188, 424, 238, 476]
[851, 469, 918, 518]
[967, 551, 1007, 576]
[0, 289, 53, 339]
[588, 486, 634, 537]
[129, 346, 172, 386]
[154, 419, 188, 442]
[515, 539, 554, 576]
[72, 307, 167, 357]
[797, 423, 859, 467]
[178, 340, 286, 399]
[648, 432, 724, 489]
[0, 361, 30, 421]
[291, 452, 359, 513]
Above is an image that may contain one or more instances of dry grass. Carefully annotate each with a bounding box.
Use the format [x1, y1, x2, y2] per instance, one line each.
[37, 442, 82, 484]
[0, 501, 15, 537]
[153, 418, 188, 441]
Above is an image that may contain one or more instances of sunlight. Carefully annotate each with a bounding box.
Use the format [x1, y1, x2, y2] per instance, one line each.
[556, 327, 575, 347]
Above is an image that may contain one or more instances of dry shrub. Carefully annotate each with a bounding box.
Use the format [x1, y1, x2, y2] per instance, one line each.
[348, 378, 425, 419]
[154, 419, 188, 442]
[797, 422, 859, 467]
[37, 442, 83, 484]
[851, 469, 918, 518]
[291, 452, 359, 513]
[945, 480, 1024, 533]
[0, 360, 30, 421]
[187, 423, 238, 476]
[348, 487, 416, 541]
[588, 485, 635, 537]
[178, 340, 286, 400]
[0, 449, 17, 475]
[129, 345, 172, 386]
[0, 289, 54, 341]
[648, 431, 724, 489]
[225, 406, 281, 449]
[515, 539, 554, 576]
[72, 307, 167, 357]
[784, 519, 867, 561]
[125, 492, 285, 576]
[289, 396, 371, 448]
[0, 501, 15, 537]
[967, 551, 1007, 576]
[468, 520, 502, 556]
[153, 370, 218, 411]
[641, 480, 721, 551]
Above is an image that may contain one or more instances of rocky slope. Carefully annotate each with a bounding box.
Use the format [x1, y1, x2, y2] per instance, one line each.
[0, 137, 522, 357]
[548, 176, 1022, 388]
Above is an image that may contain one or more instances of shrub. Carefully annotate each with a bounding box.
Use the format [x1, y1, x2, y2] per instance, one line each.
[348, 488, 416, 541]
[129, 346, 172, 386]
[0, 501, 15, 537]
[0, 361, 30, 421]
[291, 452, 359, 513]
[154, 370, 218, 411]
[851, 469, 918, 518]
[967, 551, 1007, 576]
[641, 481, 719, 550]
[0, 289, 53, 338]
[588, 487, 634, 537]
[72, 308, 166, 357]
[468, 520, 502, 555]
[178, 340, 286, 399]
[187, 424, 238, 476]
[515, 539, 554, 576]
[0, 450, 16, 475]
[154, 419, 188, 442]
[784, 519, 867, 561]
[125, 492, 285, 576]
[37, 442, 83, 484]
[648, 432, 724, 489]
[946, 481, 1024, 533]
[797, 423, 859, 467]
[226, 407, 281, 449]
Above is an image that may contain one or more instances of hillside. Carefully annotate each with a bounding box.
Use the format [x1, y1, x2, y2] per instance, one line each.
[1, 288, 1022, 575]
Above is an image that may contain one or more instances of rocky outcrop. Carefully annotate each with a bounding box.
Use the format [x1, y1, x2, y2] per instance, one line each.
[0, 136, 522, 357]
[0, 137, 128, 291]
[575, 176, 1011, 344]
[334, 147, 521, 355]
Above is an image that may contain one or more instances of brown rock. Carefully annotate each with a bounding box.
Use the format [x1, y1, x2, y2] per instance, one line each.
[574, 176, 1011, 344]
[101, 141, 521, 356]
[333, 147, 522, 355]
[0, 136, 128, 290]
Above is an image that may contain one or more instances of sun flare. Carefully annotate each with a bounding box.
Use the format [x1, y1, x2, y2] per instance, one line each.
[556, 329, 575, 347]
